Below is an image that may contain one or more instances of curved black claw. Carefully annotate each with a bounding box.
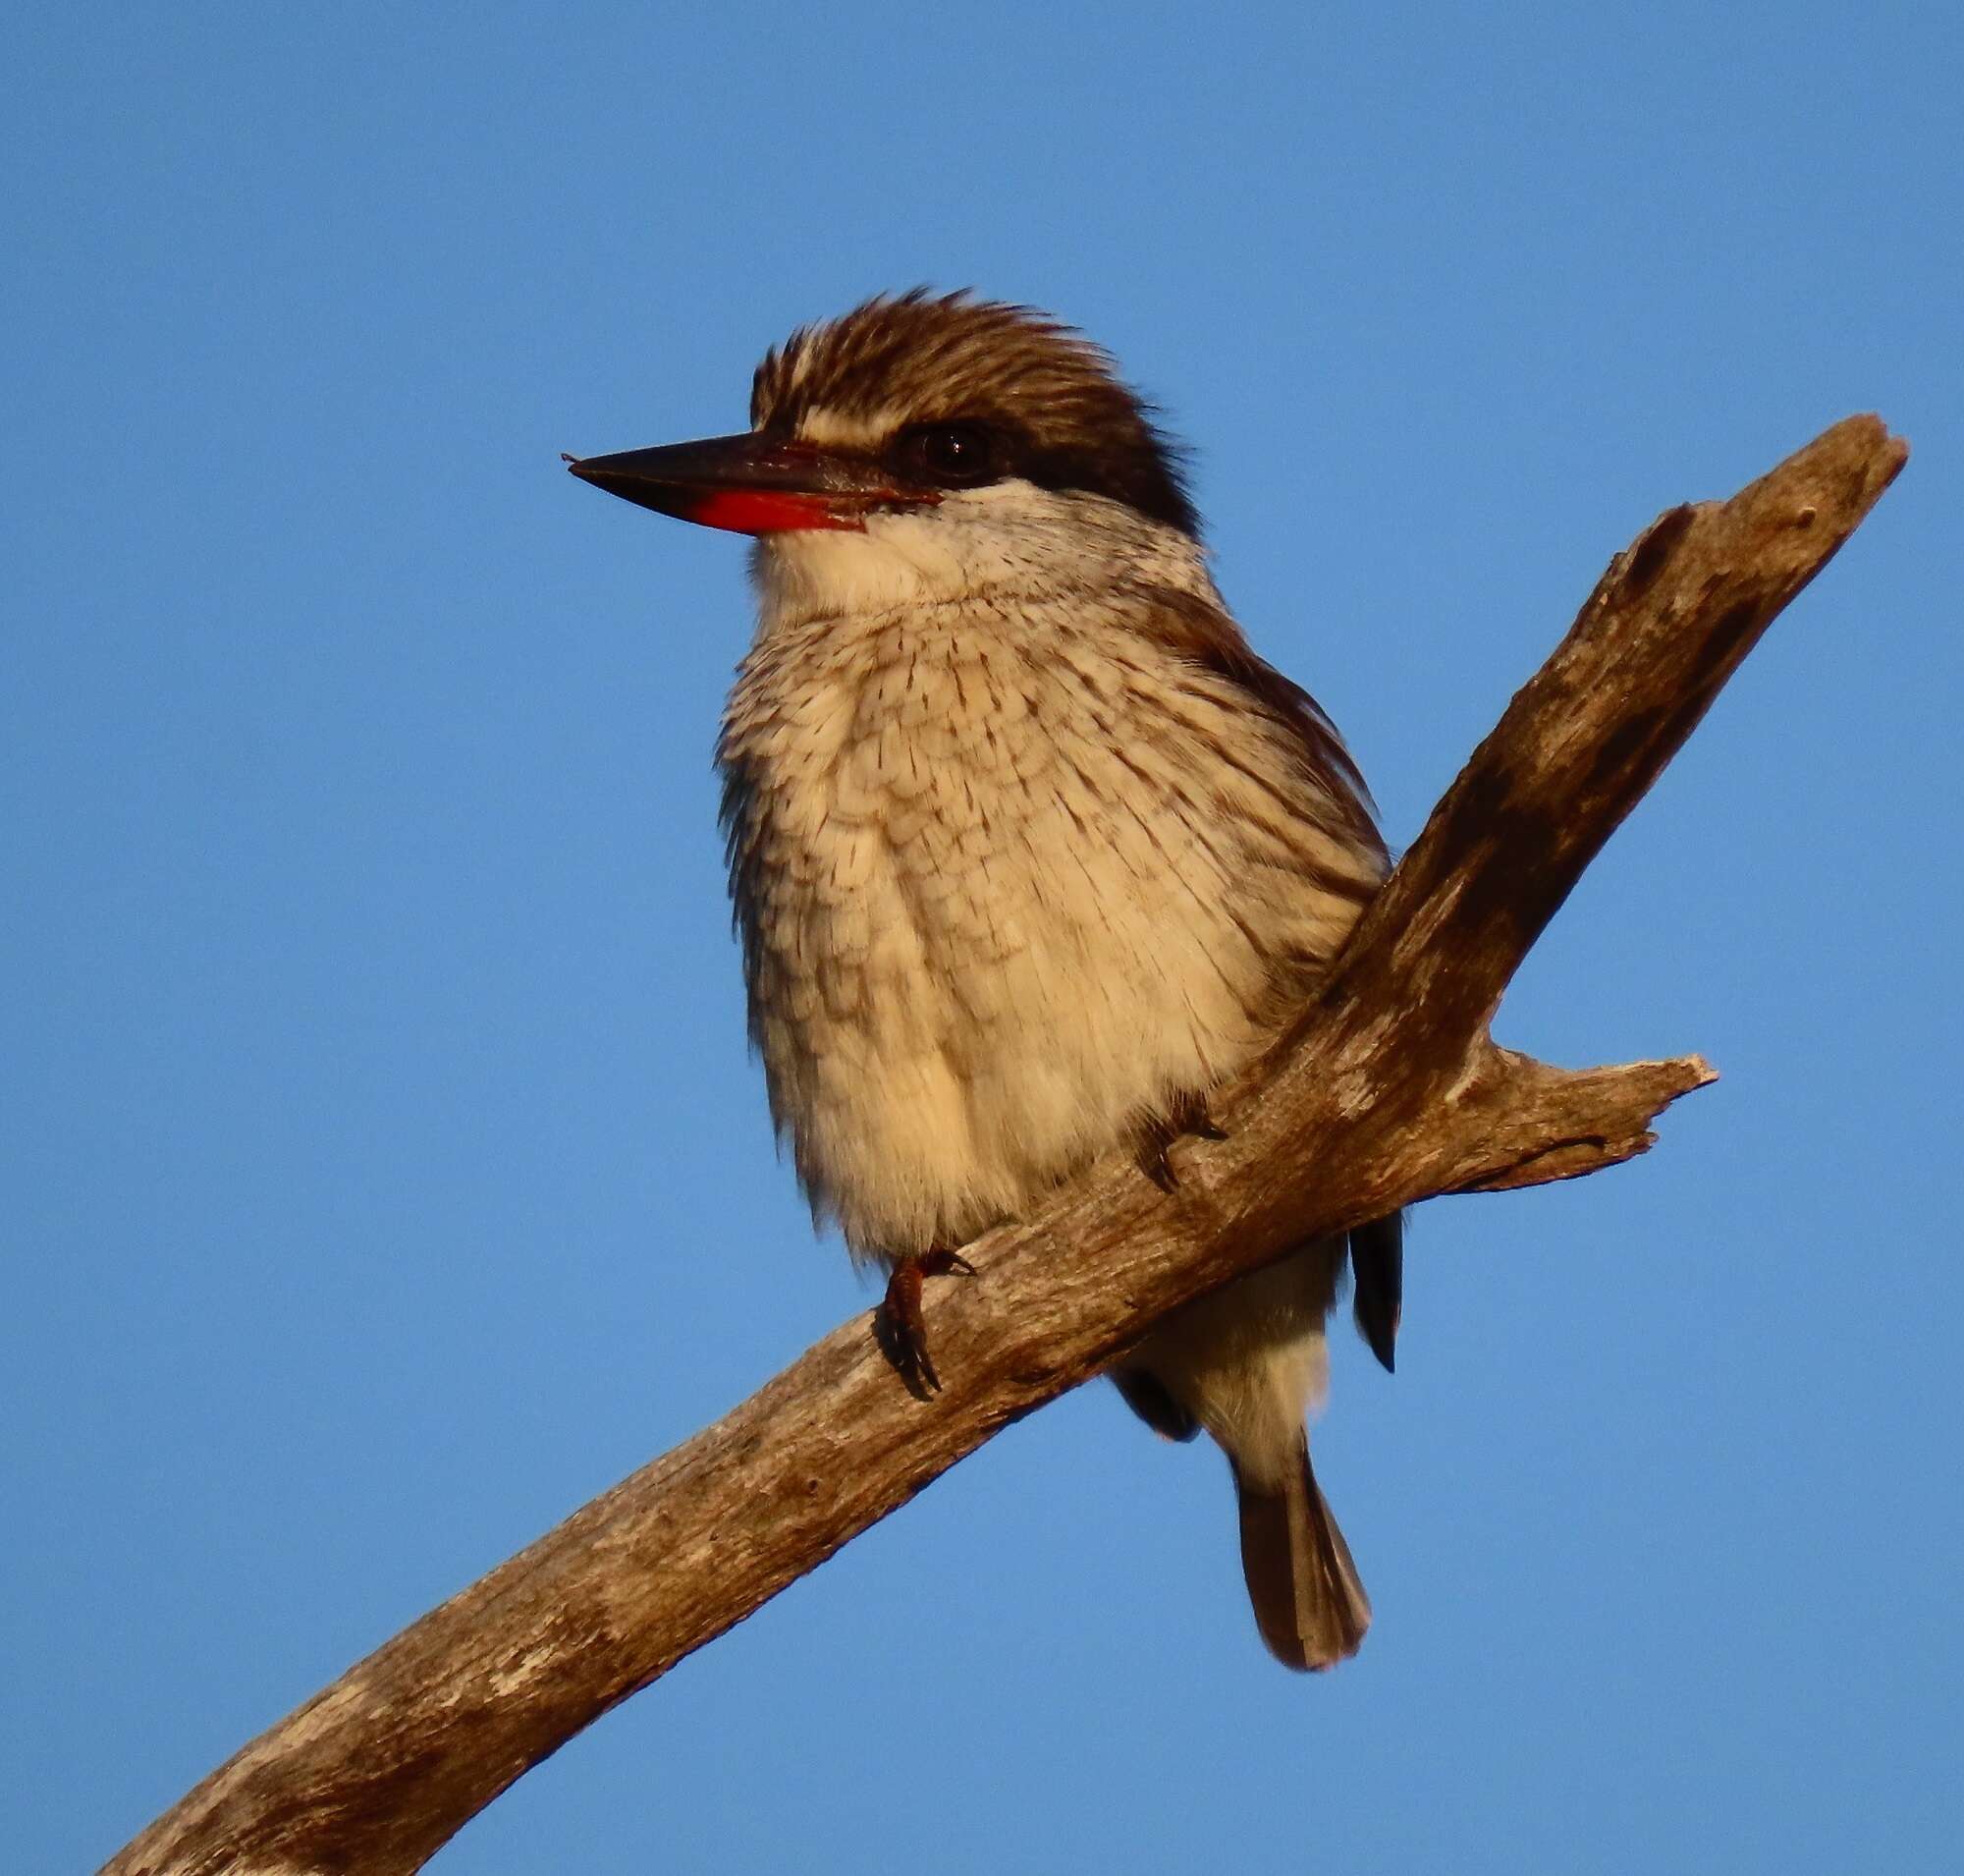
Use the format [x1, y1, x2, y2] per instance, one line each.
[1172, 1090, 1228, 1142]
[876, 1246, 976, 1397]
[1134, 1092, 1228, 1193]
[1134, 1113, 1180, 1193]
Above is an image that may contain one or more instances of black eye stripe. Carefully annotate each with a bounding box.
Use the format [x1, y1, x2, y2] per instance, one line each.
[1015, 441, 1196, 535]
[892, 421, 1009, 488]
[880, 416, 1198, 537]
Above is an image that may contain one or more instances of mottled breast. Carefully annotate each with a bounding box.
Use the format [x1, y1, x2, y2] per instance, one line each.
[717, 579, 1384, 1263]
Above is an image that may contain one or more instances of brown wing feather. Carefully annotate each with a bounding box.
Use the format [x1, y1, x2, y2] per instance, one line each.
[1350, 1211, 1404, 1373]
[1125, 582, 1387, 865]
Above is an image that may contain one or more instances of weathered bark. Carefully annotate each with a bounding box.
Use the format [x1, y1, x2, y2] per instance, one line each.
[104, 415, 1907, 1876]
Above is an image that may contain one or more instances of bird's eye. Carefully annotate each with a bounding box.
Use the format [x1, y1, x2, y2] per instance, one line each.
[896, 422, 1005, 488]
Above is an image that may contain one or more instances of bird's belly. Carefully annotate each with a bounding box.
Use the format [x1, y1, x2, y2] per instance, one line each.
[748, 776, 1277, 1262]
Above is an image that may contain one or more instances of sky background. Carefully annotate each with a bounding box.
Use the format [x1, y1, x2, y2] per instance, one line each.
[6, 5, 1959, 1872]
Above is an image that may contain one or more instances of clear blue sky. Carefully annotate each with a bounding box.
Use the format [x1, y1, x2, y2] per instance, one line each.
[7, 6, 1958, 1871]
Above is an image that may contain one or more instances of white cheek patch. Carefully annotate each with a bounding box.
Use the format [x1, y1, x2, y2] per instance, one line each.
[755, 483, 1202, 632]
[754, 486, 1030, 624]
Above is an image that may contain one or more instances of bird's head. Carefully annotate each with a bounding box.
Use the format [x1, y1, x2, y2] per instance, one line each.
[568, 291, 1201, 618]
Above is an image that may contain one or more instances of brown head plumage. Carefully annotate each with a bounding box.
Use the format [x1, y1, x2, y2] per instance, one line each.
[748, 290, 1199, 537]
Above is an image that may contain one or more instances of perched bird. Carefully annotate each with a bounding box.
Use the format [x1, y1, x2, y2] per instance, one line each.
[569, 292, 1401, 1671]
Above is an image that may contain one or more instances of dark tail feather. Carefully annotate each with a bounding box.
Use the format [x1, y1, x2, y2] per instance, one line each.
[1233, 1443, 1371, 1671]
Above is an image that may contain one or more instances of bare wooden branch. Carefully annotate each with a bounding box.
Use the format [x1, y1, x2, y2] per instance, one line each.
[104, 416, 1907, 1876]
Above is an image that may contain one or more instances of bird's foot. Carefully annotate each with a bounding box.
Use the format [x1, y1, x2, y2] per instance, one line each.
[1133, 1092, 1228, 1192]
[877, 1245, 976, 1396]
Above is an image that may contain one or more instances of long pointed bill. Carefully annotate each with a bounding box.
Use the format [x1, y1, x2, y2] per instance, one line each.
[564, 432, 936, 535]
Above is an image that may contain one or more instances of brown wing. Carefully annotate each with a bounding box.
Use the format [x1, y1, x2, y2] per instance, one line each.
[1126, 583, 1405, 1372]
[1112, 1366, 1201, 1443]
[1349, 1210, 1404, 1373]
[1123, 581, 1387, 867]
